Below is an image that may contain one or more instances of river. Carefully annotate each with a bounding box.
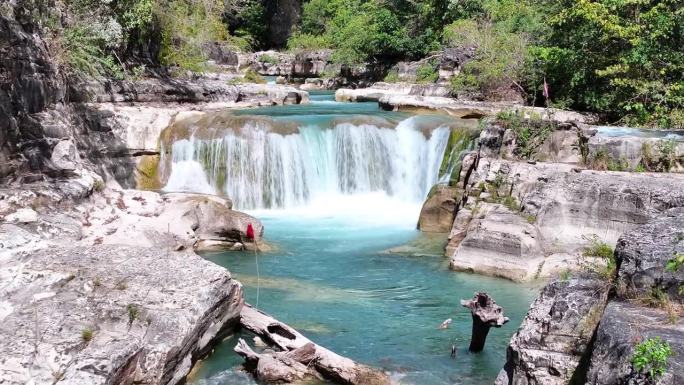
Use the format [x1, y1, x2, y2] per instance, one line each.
[167, 91, 540, 384]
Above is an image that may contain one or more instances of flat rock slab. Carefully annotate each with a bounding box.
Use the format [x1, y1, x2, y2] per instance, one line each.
[0, 245, 243, 385]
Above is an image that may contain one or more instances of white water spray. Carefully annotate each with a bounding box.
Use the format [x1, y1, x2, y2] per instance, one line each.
[163, 116, 454, 212]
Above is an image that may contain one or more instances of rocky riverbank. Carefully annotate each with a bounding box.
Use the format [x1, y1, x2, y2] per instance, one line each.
[1, 11, 391, 385]
[497, 208, 684, 384]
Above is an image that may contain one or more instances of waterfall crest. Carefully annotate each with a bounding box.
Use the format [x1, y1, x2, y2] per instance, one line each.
[163, 116, 468, 210]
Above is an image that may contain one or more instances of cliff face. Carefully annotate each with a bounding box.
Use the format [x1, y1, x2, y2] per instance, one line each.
[498, 208, 684, 384]
[0, 14, 64, 179]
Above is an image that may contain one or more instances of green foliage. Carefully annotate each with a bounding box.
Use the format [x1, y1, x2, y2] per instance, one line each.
[496, 110, 553, 159]
[81, 327, 93, 343]
[445, 17, 529, 100]
[666, 253, 684, 273]
[287, 31, 332, 51]
[62, 24, 123, 78]
[641, 140, 679, 172]
[542, 0, 684, 126]
[292, 0, 439, 64]
[383, 68, 400, 83]
[559, 269, 572, 282]
[258, 54, 279, 65]
[243, 69, 266, 84]
[502, 195, 520, 212]
[632, 337, 672, 380]
[588, 148, 628, 172]
[126, 303, 140, 324]
[416, 60, 439, 84]
[158, 0, 228, 73]
[582, 235, 616, 279]
[225, 0, 267, 50]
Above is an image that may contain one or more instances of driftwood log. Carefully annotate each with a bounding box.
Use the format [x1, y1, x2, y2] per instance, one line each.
[235, 304, 390, 385]
[460, 292, 509, 352]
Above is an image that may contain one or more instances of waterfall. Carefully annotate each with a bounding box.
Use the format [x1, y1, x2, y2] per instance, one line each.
[163, 116, 456, 210]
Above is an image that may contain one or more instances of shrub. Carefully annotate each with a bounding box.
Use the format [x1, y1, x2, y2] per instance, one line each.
[497, 110, 553, 159]
[657, 140, 677, 172]
[287, 31, 332, 52]
[61, 24, 123, 78]
[416, 61, 439, 83]
[158, 0, 228, 73]
[446, 18, 528, 100]
[582, 235, 616, 279]
[243, 69, 266, 84]
[127, 304, 140, 324]
[632, 337, 672, 380]
[258, 54, 279, 65]
[559, 269, 572, 282]
[81, 327, 93, 343]
[642, 140, 678, 172]
[383, 68, 399, 83]
[665, 253, 684, 273]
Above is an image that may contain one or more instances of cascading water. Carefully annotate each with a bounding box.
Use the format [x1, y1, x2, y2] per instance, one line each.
[163, 116, 454, 210]
[183, 96, 536, 385]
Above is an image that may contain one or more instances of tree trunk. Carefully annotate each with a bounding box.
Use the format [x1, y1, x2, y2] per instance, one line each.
[461, 292, 509, 352]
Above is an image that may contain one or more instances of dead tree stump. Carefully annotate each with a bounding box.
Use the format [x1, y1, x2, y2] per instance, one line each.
[461, 292, 509, 352]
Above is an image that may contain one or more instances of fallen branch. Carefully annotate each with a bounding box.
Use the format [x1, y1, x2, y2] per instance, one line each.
[237, 304, 389, 385]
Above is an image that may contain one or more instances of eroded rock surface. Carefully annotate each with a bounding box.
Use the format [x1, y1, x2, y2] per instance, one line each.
[418, 185, 459, 232]
[586, 301, 684, 385]
[615, 207, 684, 300]
[449, 158, 684, 281]
[0, 245, 243, 385]
[496, 276, 610, 385]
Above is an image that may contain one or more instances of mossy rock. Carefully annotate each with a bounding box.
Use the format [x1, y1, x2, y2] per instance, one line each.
[136, 155, 162, 190]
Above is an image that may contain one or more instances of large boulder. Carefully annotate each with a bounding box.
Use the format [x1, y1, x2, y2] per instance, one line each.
[586, 301, 684, 385]
[496, 275, 610, 385]
[447, 159, 684, 281]
[450, 203, 545, 281]
[0, 245, 243, 385]
[417, 185, 459, 232]
[615, 207, 684, 300]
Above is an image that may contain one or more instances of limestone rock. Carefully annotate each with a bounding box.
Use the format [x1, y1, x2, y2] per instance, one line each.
[450, 203, 544, 281]
[378, 95, 596, 124]
[448, 159, 684, 281]
[496, 275, 610, 385]
[588, 135, 684, 172]
[418, 185, 459, 232]
[615, 207, 684, 300]
[50, 139, 81, 171]
[586, 301, 684, 385]
[4, 207, 39, 224]
[0, 245, 243, 385]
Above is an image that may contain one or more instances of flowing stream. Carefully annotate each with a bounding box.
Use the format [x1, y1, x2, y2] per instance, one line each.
[166, 92, 540, 384]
